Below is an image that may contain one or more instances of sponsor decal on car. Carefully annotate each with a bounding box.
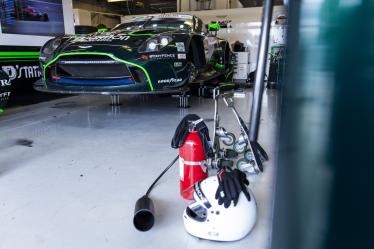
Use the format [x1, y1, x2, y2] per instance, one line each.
[158, 78, 183, 84]
[149, 54, 176, 60]
[175, 42, 185, 52]
[0, 78, 10, 87]
[1, 65, 41, 83]
[71, 34, 130, 43]
[174, 62, 183, 67]
[0, 92, 10, 99]
[177, 53, 187, 59]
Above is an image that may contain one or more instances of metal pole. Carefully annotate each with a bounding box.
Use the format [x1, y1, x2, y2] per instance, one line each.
[249, 0, 274, 141]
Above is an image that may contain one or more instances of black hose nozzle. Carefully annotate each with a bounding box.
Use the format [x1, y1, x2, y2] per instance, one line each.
[133, 195, 155, 232]
[133, 156, 178, 232]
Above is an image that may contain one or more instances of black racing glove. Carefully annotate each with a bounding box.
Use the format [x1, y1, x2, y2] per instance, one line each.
[171, 114, 212, 157]
[215, 168, 251, 208]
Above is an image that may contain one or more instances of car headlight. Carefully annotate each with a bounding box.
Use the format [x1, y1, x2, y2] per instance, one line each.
[160, 37, 169, 47]
[140, 36, 172, 53]
[147, 40, 158, 51]
[40, 37, 63, 62]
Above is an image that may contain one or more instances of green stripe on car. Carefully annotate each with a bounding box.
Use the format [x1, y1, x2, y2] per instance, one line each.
[43, 52, 154, 91]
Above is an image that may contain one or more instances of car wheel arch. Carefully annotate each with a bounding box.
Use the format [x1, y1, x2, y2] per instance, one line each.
[221, 41, 231, 66]
[187, 35, 206, 68]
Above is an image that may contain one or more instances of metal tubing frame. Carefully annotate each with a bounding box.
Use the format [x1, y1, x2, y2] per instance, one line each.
[249, 0, 274, 141]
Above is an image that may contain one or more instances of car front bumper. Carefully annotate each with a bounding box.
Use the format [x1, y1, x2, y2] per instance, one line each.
[34, 78, 188, 95]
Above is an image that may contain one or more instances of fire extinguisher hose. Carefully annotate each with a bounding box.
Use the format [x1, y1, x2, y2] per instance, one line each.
[145, 155, 179, 197]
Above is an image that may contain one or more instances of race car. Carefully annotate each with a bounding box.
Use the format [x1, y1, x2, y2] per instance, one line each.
[34, 14, 231, 95]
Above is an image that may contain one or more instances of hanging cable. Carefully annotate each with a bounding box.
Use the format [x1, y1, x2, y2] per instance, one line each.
[127, 0, 132, 15]
[145, 155, 179, 197]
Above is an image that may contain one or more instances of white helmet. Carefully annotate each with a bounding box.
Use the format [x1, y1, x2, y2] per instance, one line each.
[183, 176, 257, 241]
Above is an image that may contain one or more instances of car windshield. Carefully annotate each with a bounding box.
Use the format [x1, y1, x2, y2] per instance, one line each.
[143, 18, 192, 31]
[111, 20, 147, 31]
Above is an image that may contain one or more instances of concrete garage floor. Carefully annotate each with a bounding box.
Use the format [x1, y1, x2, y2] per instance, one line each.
[0, 89, 279, 249]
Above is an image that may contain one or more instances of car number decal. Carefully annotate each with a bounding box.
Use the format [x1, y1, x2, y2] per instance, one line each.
[177, 54, 186, 59]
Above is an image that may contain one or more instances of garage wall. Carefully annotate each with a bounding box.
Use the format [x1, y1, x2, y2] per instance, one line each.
[177, 0, 284, 11]
[73, 9, 92, 26]
[73, 9, 122, 28]
[73, 0, 112, 14]
[178, 0, 243, 11]
[187, 6, 287, 72]
[188, 6, 286, 40]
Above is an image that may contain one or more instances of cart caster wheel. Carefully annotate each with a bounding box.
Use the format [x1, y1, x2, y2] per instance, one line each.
[237, 158, 249, 170]
[236, 158, 258, 174]
[224, 149, 238, 159]
[244, 149, 254, 161]
[233, 142, 247, 154]
[218, 159, 234, 168]
[221, 132, 236, 146]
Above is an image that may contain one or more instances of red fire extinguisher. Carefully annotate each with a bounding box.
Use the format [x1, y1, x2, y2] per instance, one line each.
[179, 130, 208, 200]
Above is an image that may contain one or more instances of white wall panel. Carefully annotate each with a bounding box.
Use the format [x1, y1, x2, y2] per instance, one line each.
[187, 6, 287, 72]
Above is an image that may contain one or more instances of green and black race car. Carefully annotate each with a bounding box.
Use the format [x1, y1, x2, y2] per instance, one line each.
[34, 14, 231, 94]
